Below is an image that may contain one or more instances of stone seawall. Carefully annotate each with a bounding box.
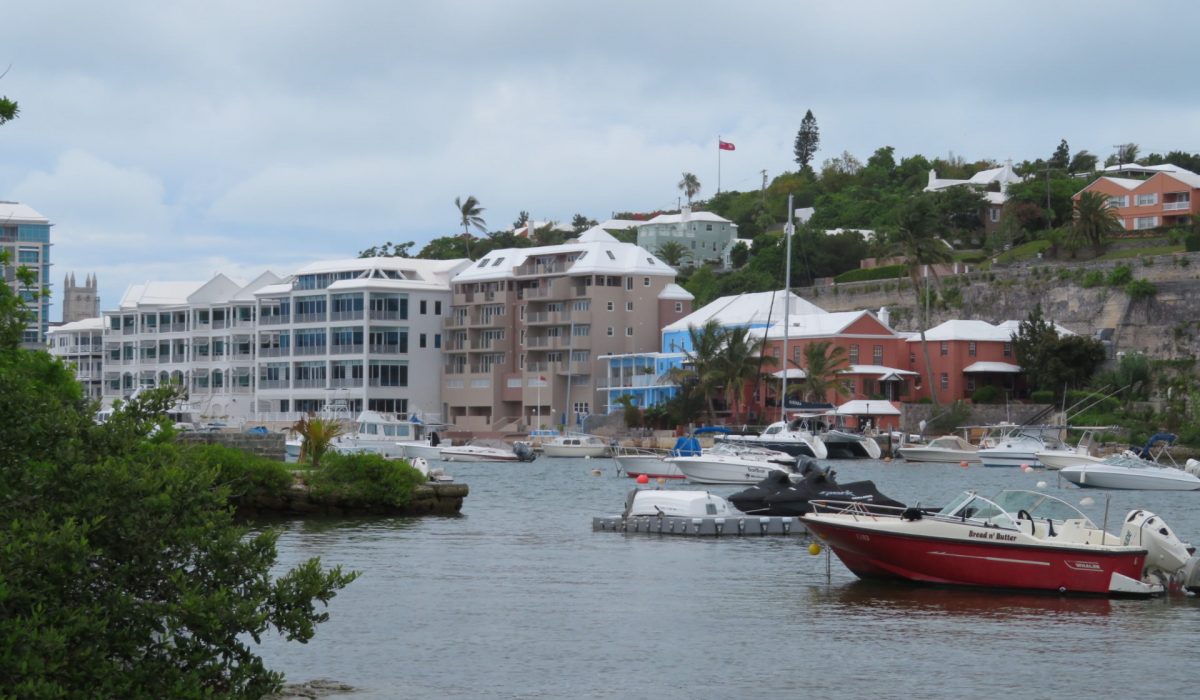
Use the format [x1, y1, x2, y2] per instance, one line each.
[176, 431, 286, 460]
[237, 481, 468, 517]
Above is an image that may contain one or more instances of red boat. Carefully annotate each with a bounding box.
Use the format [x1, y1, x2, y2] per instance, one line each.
[801, 490, 1195, 596]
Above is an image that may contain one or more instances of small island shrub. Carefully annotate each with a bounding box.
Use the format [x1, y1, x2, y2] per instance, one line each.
[307, 452, 426, 507]
[1125, 278, 1157, 300]
[1106, 265, 1133, 287]
[184, 443, 292, 503]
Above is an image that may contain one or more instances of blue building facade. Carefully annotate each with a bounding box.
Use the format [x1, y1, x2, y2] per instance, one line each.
[0, 202, 52, 347]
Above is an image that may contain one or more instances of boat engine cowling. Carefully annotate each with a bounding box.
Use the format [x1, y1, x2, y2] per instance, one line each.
[1121, 510, 1192, 582]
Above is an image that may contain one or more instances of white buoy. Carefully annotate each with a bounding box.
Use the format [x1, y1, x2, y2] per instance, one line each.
[1036, 480, 1047, 488]
[590, 468, 602, 476]
[584, 455, 591, 460]
[1080, 496, 1095, 506]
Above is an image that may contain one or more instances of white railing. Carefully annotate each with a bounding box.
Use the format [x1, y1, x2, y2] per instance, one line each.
[1163, 201, 1191, 212]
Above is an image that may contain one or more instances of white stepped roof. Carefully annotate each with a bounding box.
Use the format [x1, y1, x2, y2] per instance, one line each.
[49, 317, 105, 333]
[642, 211, 733, 225]
[598, 218, 644, 231]
[663, 290, 824, 333]
[753, 309, 888, 340]
[657, 283, 693, 301]
[451, 227, 673, 283]
[0, 201, 49, 224]
[913, 319, 1012, 342]
[117, 281, 208, 309]
[964, 361, 1022, 373]
[835, 400, 900, 416]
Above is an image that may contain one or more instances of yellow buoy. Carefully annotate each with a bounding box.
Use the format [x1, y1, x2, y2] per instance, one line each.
[808, 542, 822, 556]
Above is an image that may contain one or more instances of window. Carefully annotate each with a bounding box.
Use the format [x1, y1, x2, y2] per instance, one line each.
[420, 300, 427, 315]
[873, 345, 883, 365]
[434, 334, 441, 349]
[492, 257, 505, 267]
[968, 341, 977, 357]
[940, 373, 949, 390]
[419, 333, 427, 348]
[939, 341, 948, 356]
[1108, 195, 1129, 208]
[625, 277, 633, 290]
[643, 277, 650, 286]
[607, 301, 614, 311]
[989, 207, 1000, 223]
[606, 250, 616, 260]
[607, 327, 614, 336]
[967, 377, 976, 392]
[909, 352, 916, 364]
[1003, 342, 1012, 358]
[843, 379, 855, 395]
[1136, 193, 1158, 206]
[625, 327, 633, 336]
[626, 301, 633, 311]
[706, 224, 713, 231]
[1134, 216, 1158, 230]
[435, 301, 442, 314]
[674, 302, 683, 312]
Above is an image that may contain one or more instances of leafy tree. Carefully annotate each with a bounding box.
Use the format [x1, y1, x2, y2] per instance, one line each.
[1049, 139, 1070, 170]
[713, 326, 774, 424]
[416, 235, 472, 260]
[292, 415, 346, 469]
[678, 172, 701, 205]
[1012, 303, 1059, 395]
[655, 240, 691, 268]
[0, 69, 16, 125]
[1106, 143, 1140, 167]
[793, 109, 820, 170]
[890, 194, 952, 405]
[1068, 149, 1098, 174]
[455, 195, 487, 235]
[681, 320, 727, 424]
[571, 214, 597, 233]
[791, 341, 849, 404]
[930, 186, 987, 246]
[612, 393, 643, 430]
[513, 210, 529, 229]
[1005, 170, 1086, 230]
[1043, 335, 1107, 395]
[729, 240, 750, 268]
[1073, 190, 1121, 254]
[358, 240, 415, 258]
[0, 276, 355, 698]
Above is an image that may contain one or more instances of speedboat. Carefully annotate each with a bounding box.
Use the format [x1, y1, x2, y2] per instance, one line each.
[897, 434, 981, 463]
[802, 489, 1198, 596]
[715, 419, 828, 459]
[330, 410, 423, 460]
[622, 488, 741, 518]
[666, 443, 797, 485]
[977, 425, 1069, 468]
[1060, 455, 1200, 491]
[612, 445, 683, 479]
[397, 427, 447, 461]
[439, 439, 537, 463]
[728, 458, 904, 516]
[1035, 428, 1108, 470]
[541, 433, 611, 458]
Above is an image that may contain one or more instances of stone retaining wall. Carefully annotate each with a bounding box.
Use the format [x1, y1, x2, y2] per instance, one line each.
[176, 431, 286, 460]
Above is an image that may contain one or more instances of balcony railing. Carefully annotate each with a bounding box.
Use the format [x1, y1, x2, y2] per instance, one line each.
[294, 345, 327, 356]
[330, 343, 364, 355]
[293, 379, 327, 389]
[331, 310, 365, 321]
[369, 310, 402, 321]
[330, 377, 364, 388]
[368, 343, 401, 354]
[259, 315, 291, 326]
[294, 312, 327, 324]
[258, 379, 288, 389]
[1163, 201, 1191, 212]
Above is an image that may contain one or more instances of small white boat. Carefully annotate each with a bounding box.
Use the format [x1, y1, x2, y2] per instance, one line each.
[897, 434, 980, 463]
[714, 420, 828, 459]
[1035, 428, 1110, 470]
[666, 443, 796, 485]
[397, 425, 449, 461]
[1060, 455, 1200, 491]
[439, 439, 537, 463]
[623, 488, 742, 518]
[540, 433, 611, 458]
[330, 410, 422, 460]
[612, 446, 683, 479]
[977, 425, 1068, 468]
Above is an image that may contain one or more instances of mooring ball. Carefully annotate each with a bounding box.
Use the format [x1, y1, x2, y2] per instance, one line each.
[656, 477, 666, 485]
[1037, 480, 1048, 488]
[883, 456, 892, 463]
[1080, 497, 1095, 506]
[590, 468, 602, 477]
[636, 474, 649, 484]
[960, 461, 969, 468]
[808, 542, 822, 556]
[1020, 463, 1031, 471]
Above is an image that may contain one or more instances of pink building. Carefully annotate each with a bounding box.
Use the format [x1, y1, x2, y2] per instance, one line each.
[1074, 164, 1198, 231]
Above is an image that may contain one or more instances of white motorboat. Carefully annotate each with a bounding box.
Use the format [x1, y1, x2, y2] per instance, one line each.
[1060, 455, 1200, 491]
[897, 434, 980, 463]
[284, 429, 303, 459]
[439, 439, 537, 463]
[541, 433, 611, 458]
[623, 488, 742, 518]
[397, 424, 450, 461]
[612, 446, 683, 479]
[1035, 429, 1108, 470]
[714, 419, 828, 459]
[330, 410, 423, 460]
[977, 425, 1069, 468]
[821, 429, 882, 459]
[666, 443, 797, 485]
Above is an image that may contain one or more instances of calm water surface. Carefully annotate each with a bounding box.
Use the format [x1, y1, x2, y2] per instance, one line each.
[258, 457, 1200, 698]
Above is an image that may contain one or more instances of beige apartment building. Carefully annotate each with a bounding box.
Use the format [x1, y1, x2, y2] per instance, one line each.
[443, 227, 692, 432]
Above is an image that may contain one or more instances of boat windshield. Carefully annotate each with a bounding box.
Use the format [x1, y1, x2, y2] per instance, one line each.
[938, 490, 1091, 527]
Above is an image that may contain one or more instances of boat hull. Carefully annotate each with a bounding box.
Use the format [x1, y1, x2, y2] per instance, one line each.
[614, 455, 683, 479]
[802, 516, 1147, 595]
[822, 431, 882, 459]
[1035, 452, 1102, 471]
[715, 435, 826, 459]
[977, 449, 1042, 468]
[541, 444, 609, 458]
[668, 456, 785, 484]
[399, 443, 444, 460]
[896, 447, 980, 463]
[1060, 465, 1200, 491]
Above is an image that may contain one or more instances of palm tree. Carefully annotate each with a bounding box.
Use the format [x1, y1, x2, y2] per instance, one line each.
[678, 172, 701, 206]
[455, 195, 487, 259]
[713, 326, 775, 425]
[1073, 191, 1122, 255]
[655, 241, 691, 268]
[789, 341, 849, 404]
[292, 415, 346, 469]
[612, 393, 642, 431]
[891, 195, 953, 405]
[681, 320, 727, 424]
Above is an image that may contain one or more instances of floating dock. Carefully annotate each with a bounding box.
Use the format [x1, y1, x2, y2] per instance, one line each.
[592, 514, 808, 537]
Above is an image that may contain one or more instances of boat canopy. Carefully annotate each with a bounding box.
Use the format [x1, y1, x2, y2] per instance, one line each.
[937, 490, 1093, 528]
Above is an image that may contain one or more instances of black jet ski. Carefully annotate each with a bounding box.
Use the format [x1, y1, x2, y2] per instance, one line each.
[727, 457, 904, 516]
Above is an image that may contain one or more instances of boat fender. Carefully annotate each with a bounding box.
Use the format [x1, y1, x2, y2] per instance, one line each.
[901, 507, 924, 521]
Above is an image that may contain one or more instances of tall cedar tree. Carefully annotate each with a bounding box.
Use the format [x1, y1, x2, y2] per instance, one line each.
[793, 110, 820, 169]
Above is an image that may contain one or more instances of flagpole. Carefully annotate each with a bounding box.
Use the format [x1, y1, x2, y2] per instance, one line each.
[717, 135, 722, 194]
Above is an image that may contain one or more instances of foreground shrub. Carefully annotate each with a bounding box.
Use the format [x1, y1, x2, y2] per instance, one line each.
[970, 385, 1000, 404]
[183, 442, 292, 503]
[307, 452, 426, 507]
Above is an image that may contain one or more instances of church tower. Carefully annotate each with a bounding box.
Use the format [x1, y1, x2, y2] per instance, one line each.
[61, 272, 100, 323]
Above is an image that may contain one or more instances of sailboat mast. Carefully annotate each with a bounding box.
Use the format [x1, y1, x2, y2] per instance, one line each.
[781, 194, 793, 423]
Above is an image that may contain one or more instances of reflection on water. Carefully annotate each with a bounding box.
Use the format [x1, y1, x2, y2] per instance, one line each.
[257, 456, 1200, 699]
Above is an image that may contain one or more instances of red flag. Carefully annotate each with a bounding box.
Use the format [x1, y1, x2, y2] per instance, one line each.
[719, 140, 736, 151]
[539, 375, 546, 381]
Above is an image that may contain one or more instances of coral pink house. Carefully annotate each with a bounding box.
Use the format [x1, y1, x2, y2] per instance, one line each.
[1074, 164, 1199, 231]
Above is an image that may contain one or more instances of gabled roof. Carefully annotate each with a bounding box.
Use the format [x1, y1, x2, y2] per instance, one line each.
[914, 318, 1074, 343]
[657, 283, 693, 301]
[118, 281, 209, 309]
[48, 317, 105, 333]
[292, 257, 471, 284]
[663, 290, 824, 333]
[451, 226, 673, 283]
[753, 309, 890, 341]
[963, 361, 1022, 373]
[598, 218, 642, 231]
[642, 211, 733, 225]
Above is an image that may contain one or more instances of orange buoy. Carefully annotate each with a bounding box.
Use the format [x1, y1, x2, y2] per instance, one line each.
[636, 474, 649, 484]
[959, 460, 969, 468]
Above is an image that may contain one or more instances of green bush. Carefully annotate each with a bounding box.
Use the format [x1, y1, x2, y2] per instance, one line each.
[833, 264, 907, 283]
[970, 385, 1000, 404]
[182, 442, 292, 502]
[1184, 230, 1200, 253]
[1106, 265, 1133, 286]
[307, 452, 426, 507]
[1030, 389, 1055, 404]
[1066, 389, 1120, 413]
[1125, 278, 1157, 300]
[1080, 270, 1105, 288]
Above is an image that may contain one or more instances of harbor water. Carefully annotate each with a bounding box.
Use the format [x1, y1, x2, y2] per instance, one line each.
[258, 457, 1200, 698]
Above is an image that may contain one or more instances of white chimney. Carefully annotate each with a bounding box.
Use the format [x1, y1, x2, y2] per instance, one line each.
[681, 205, 691, 223]
[878, 306, 890, 327]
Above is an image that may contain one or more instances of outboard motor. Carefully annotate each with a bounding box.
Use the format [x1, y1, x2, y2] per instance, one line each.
[1121, 510, 1192, 587]
[512, 441, 537, 462]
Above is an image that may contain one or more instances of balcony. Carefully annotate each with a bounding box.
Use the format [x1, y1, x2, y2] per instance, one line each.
[294, 345, 328, 356]
[293, 378, 327, 389]
[258, 379, 288, 390]
[369, 309, 402, 321]
[293, 312, 328, 324]
[331, 310, 365, 321]
[445, 315, 469, 329]
[1163, 201, 1191, 212]
[259, 347, 291, 358]
[331, 377, 364, 388]
[368, 343, 402, 354]
[514, 261, 563, 276]
[330, 343, 364, 355]
[260, 315, 291, 326]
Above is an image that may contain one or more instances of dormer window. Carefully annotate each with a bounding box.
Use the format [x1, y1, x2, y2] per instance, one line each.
[605, 250, 616, 260]
[646, 257, 655, 265]
[477, 259, 490, 268]
[492, 257, 505, 267]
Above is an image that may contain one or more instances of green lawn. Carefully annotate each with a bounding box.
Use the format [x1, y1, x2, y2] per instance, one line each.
[993, 239, 1051, 264]
[1093, 244, 1184, 261]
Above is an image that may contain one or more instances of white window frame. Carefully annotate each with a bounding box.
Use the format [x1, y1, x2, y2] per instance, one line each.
[1135, 193, 1158, 206]
[1134, 215, 1159, 230]
[1108, 195, 1129, 208]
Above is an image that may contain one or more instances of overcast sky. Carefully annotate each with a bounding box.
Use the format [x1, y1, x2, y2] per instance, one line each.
[3, 1, 1198, 318]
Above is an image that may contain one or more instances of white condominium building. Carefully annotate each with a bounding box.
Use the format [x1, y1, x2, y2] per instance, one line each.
[46, 317, 106, 401]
